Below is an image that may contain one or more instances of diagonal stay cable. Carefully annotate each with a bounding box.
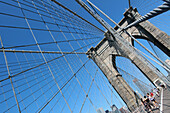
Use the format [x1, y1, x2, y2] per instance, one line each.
[0, 37, 101, 49]
[0, 11, 99, 34]
[117, 67, 154, 88]
[0, 36, 21, 113]
[118, 68, 153, 89]
[4, 0, 95, 31]
[54, 1, 112, 110]
[79, 69, 98, 113]
[50, 0, 104, 33]
[24, 0, 101, 33]
[0, 49, 87, 54]
[37, 59, 90, 113]
[0, 25, 95, 35]
[46, 1, 101, 111]
[0, 0, 103, 35]
[0, 39, 100, 83]
[23, 0, 99, 32]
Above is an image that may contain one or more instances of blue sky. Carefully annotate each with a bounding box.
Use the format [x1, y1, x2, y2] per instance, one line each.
[0, 0, 169, 113]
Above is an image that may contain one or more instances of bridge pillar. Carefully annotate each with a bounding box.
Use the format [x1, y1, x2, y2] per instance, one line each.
[87, 30, 169, 110]
[115, 7, 170, 57]
[114, 7, 170, 87]
[87, 38, 140, 112]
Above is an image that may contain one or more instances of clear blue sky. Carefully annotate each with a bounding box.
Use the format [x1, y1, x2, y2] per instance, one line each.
[0, 0, 169, 113]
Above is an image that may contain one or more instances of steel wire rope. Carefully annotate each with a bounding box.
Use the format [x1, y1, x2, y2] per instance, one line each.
[48, 77, 81, 113]
[132, 0, 144, 10]
[108, 55, 135, 106]
[37, 47, 89, 112]
[116, 56, 152, 89]
[117, 67, 154, 89]
[94, 54, 138, 108]
[10, 0, 101, 33]
[139, 0, 163, 12]
[55, 1, 125, 111]
[72, 57, 112, 111]
[2, 76, 62, 113]
[71, 86, 83, 112]
[0, 36, 101, 50]
[79, 69, 98, 112]
[21, 52, 54, 112]
[50, 1, 113, 111]
[50, 0, 104, 33]
[93, 66, 125, 107]
[148, 18, 170, 29]
[22, 52, 78, 112]
[0, 2, 103, 113]
[34, 1, 99, 112]
[0, 54, 78, 89]
[119, 68, 142, 96]
[0, 12, 96, 35]
[53, 0, 110, 102]
[23, 0, 96, 32]
[0, 82, 10, 113]
[0, 58, 44, 68]
[0, 2, 100, 36]
[32, 1, 102, 112]
[0, 69, 52, 96]
[0, 0, 103, 39]
[0, 0, 103, 112]
[12, 52, 36, 113]
[0, 60, 48, 76]
[0, 39, 101, 83]
[0, 25, 97, 35]
[0, 0, 92, 33]
[1, 58, 74, 112]
[0, 62, 51, 78]
[84, 0, 170, 72]
[137, 0, 162, 12]
[0, 36, 22, 113]
[137, 0, 159, 9]
[124, 70, 145, 96]
[48, 56, 80, 113]
[55, 2, 121, 109]
[147, 41, 160, 59]
[0, 54, 80, 106]
[1, 73, 63, 112]
[150, 16, 170, 24]
[89, 60, 125, 107]
[0, 57, 69, 84]
[36, 59, 90, 113]
[1, 53, 51, 112]
[53, 2, 112, 107]
[59, 71, 85, 113]
[17, 0, 74, 112]
[120, 68, 152, 96]
[25, 0, 103, 35]
[0, 57, 72, 87]
[32, 0, 98, 33]
[95, 68, 113, 105]
[131, 0, 138, 8]
[147, 41, 169, 61]
[50, 0, 102, 52]
[32, 1, 91, 112]
[132, 0, 160, 12]
[58, 77, 79, 113]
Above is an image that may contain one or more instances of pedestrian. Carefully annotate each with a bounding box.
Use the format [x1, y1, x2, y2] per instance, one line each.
[146, 93, 155, 108]
[143, 96, 152, 113]
[147, 93, 159, 108]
